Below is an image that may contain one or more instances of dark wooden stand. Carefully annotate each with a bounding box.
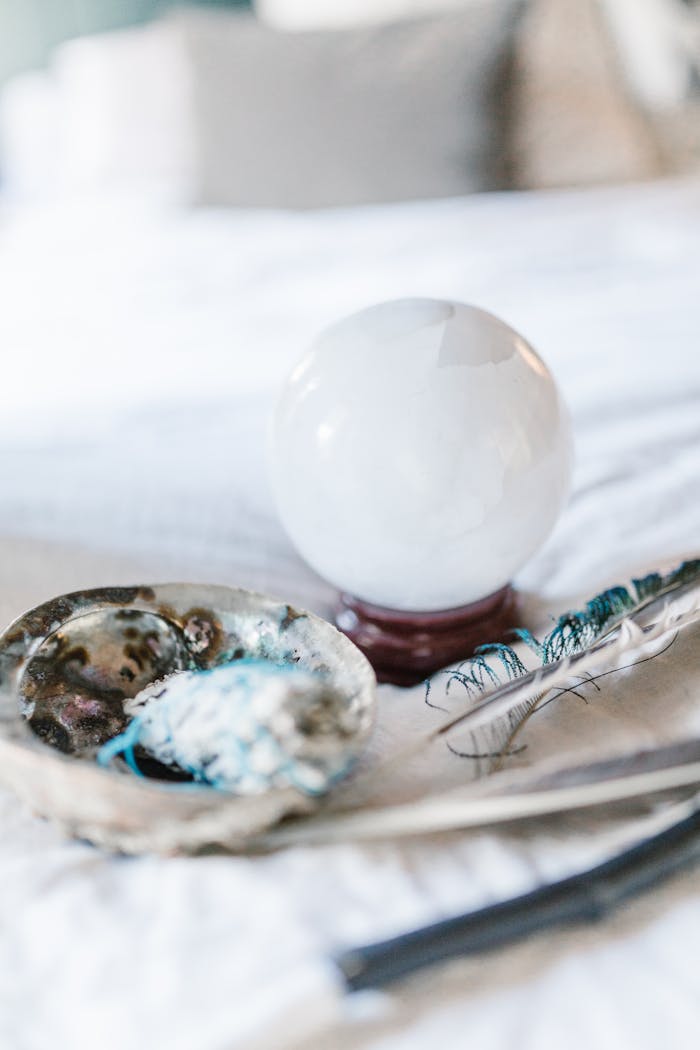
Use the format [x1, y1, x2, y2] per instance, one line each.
[335, 585, 518, 687]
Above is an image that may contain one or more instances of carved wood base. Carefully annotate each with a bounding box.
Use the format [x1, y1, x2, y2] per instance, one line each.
[335, 585, 518, 687]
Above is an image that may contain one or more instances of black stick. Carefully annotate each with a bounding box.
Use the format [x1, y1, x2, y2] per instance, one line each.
[336, 806, 700, 992]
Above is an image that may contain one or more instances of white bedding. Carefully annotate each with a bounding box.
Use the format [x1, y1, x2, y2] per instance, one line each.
[0, 179, 699, 1049]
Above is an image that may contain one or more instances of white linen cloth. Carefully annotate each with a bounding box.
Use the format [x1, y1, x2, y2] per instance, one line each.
[0, 179, 699, 1049]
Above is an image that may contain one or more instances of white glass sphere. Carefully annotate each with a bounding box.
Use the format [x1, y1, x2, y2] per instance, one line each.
[271, 299, 572, 612]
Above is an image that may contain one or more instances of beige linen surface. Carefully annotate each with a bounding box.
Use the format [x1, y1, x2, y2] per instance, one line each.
[0, 179, 699, 1048]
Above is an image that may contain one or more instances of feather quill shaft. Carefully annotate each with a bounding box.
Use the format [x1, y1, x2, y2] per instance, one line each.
[262, 741, 700, 847]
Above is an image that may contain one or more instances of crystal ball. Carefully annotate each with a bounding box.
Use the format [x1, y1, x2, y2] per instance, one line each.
[271, 299, 572, 612]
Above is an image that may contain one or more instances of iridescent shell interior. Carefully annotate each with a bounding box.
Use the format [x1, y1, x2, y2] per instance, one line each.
[0, 585, 376, 853]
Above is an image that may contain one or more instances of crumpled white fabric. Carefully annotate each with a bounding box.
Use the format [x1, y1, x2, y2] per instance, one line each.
[0, 178, 699, 1049]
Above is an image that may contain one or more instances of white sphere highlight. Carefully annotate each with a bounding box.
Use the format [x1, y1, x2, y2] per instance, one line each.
[271, 299, 572, 612]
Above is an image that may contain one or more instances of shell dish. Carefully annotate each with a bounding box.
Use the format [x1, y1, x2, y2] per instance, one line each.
[0, 584, 376, 853]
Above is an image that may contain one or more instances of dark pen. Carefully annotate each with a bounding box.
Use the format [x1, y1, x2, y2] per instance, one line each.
[337, 805, 700, 992]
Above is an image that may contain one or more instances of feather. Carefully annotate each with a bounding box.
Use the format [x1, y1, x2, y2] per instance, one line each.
[430, 571, 700, 743]
[376, 559, 700, 781]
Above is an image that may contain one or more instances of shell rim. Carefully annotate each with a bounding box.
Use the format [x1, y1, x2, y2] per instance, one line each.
[0, 581, 377, 802]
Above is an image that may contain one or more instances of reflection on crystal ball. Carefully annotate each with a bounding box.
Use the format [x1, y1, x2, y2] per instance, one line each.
[271, 299, 572, 612]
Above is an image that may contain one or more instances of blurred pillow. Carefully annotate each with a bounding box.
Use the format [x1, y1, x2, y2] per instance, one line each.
[254, 0, 474, 30]
[175, 5, 522, 208]
[601, 0, 700, 175]
[52, 22, 192, 194]
[0, 70, 62, 197]
[509, 0, 665, 188]
[601, 0, 700, 111]
[0, 21, 192, 199]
